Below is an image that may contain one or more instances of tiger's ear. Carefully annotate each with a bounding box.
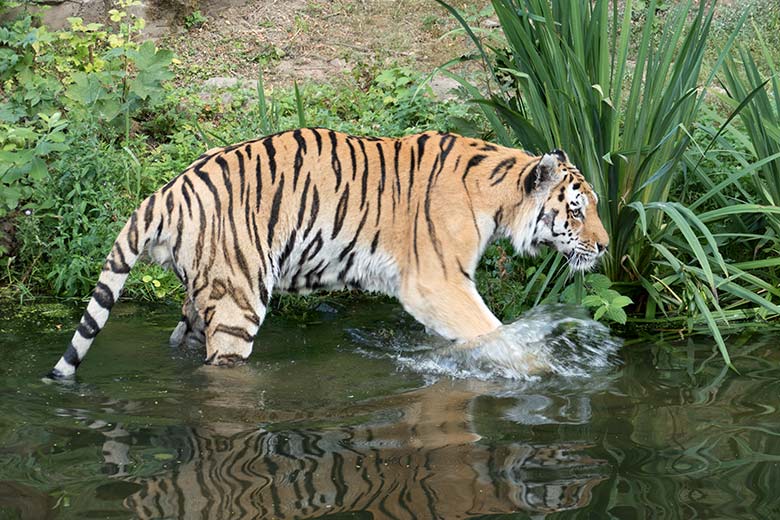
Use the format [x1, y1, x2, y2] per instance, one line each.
[532, 151, 563, 191]
[551, 149, 568, 162]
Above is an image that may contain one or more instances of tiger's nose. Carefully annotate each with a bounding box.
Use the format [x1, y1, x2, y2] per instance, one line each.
[595, 241, 608, 255]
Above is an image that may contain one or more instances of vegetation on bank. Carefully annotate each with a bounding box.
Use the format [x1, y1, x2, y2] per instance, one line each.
[1, 0, 779, 360]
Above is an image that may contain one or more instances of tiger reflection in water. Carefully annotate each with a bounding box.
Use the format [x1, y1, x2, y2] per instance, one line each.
[90, 374, 608, 519]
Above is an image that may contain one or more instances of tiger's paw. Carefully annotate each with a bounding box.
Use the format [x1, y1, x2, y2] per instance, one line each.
[204, 353, 248, 367]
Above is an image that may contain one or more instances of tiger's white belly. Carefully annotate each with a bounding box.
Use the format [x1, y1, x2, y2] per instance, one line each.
[275, 241, 401, 297]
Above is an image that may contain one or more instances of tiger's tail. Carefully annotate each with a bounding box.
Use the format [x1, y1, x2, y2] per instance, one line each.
[48, 194, 163, 378]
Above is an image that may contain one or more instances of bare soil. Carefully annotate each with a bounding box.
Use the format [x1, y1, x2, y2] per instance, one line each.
[158, 0, 490, 87]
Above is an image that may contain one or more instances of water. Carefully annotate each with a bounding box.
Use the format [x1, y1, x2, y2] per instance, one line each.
[352, 305, 622, 380]
[1, 300, 779, 519]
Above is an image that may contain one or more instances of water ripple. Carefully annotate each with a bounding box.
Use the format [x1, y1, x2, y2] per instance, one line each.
[351, 305, 622, 381]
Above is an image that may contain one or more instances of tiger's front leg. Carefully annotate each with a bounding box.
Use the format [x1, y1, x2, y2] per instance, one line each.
[191, 273, 271, 366]
[399, 278, 502, 341]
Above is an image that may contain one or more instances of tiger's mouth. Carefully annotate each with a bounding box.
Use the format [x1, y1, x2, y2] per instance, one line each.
[565, 247, 599, 272]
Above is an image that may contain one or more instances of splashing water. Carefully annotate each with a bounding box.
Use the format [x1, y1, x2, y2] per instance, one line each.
[350, 305, 622, 381]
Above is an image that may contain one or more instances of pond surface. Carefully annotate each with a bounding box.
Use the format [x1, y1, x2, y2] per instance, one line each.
[0, 300, 779, 519]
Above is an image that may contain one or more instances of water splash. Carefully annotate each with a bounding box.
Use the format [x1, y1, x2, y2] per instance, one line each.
[350, 305, 622, 381]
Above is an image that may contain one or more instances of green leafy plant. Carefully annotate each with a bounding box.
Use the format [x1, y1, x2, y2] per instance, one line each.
[562, 274, 633, 324]
[184, 10, 208, 30]
[436, 0, 779, 362]
[0, 111, 68, 216]
[720, 28, 780, 237]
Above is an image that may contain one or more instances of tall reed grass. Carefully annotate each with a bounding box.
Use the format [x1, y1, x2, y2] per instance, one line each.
[437, 0, 780, 362]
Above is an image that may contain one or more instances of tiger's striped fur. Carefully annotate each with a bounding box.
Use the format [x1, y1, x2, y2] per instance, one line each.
[49, 129, 608, 377]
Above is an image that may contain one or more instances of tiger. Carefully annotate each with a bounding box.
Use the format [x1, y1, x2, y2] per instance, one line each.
[49, 128, 608, 378]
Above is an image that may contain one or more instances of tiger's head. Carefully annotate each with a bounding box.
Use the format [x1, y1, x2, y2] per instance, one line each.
[510, 150, 609, 271]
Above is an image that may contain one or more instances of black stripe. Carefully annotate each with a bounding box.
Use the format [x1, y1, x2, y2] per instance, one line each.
[407, 146, 416, 204]
[300, 229, 323, 264]
[255, 150, 263, 210]
[393, 140, 401, 213]
[292, 129, 307, 191]
[63, 342, 80, 367]
[77, 310, 100, 339]
[312, 127, 323, 155]
[216, 155, 233, 219]
[422, 139, 453, 278]
[105, 244, 131, 273]
[495, 207, 505, 229]
[244, 143, 252, 160]
[161, 172, 179, 194]
[457, 259, 472, 281]
[258, 277, 270, 306]
[263, 136, 277, 184]
[332, 183, 350, 239]
[462, 154, 487, 241]
[370, 230, 380, 254]
[338, 205, 369, 261]
[416, 133, 430, 165]
[524, 158, 544, 194]
[358, 139, 369, 210]
[329, 130, 342, 191]
[235, 149, 246, 203]
[267, 174, 285, 247]
[165, 191, 174, 217]
[250, 211, 262, 252]
[173, 208, 184, 264]
[190, 150, 218, 171]
[194, 164, 223, 225]
[338, 252, 356, 281]
[193, 191, 207, 269]
[93, 282, 115, 309]
[413, 204, 421, 270]
[214, 324, 254, 342]
[297, 173, 311, 228]
[278, 229, 297, 270]
[144, 194, 156, 232]
[347, 137, 357, 181]
[180, 180, 193, 219]
[462, 154, 487, 185]
[437, 134, 457, 180]
[375, 142, 386, 225]
[489, 157, 517, 186]
[303, 186, 319, 240]
[244, 313, 260, 326]
[127, 211, 139, 255]
[304, 259, 327, 287]
[233, 235, 253, 286]
[155, 220, 163, 242]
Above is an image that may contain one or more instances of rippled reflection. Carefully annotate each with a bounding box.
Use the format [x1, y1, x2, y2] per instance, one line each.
[92, 378, 609, 519]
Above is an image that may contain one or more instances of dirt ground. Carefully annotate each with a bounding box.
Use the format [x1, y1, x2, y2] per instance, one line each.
[156, 0, 491, 87]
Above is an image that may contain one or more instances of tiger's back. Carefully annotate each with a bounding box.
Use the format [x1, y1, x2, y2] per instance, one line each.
[50, 128, 608, 377]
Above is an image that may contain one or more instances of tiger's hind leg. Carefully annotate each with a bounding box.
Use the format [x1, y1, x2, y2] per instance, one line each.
[193, 275, 270, 366]
[169, 295, 206, 347]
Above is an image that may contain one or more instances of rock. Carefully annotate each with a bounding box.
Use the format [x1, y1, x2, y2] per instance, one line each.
[429, 75, 461, 102]
[481, 18, 500, 29]
[39, 0, 111, 31]
[202, 77, 259, 90]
